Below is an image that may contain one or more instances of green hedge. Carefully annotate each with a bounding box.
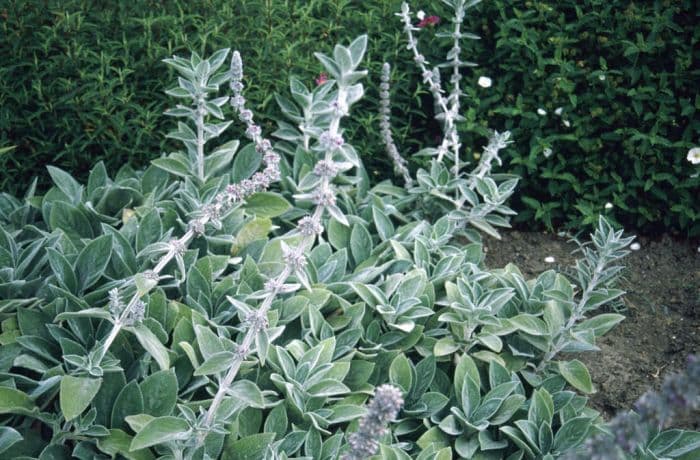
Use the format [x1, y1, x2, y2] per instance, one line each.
[469, 0, 700, 235]
[1, 0, 699, 235]
[0, 0, 412, 191]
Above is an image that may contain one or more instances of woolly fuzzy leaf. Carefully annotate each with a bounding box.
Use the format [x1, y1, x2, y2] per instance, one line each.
[47, 166, 83, 203]
[389, 353, 413, 394]
[60, 376, 102, 421]
[0, 388, 35, 414]
[125, 324, 170, 371]
[129, 417, 191, 451]
[222, 433, 276, 460]
[232, 143, 262, 182]
[96, 429, 155, 460]
[140, 370, 178, 417]
[558, 360, 594, 394]
[75, 234, 113, 291]
[0, 427, 22, 455]
[244, 192, 291, 218]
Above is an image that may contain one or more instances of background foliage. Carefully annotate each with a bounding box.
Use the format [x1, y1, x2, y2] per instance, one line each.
[1, 0, 699, 235]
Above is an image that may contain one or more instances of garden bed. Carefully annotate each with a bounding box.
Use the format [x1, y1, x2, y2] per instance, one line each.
[485, 229, 700, 428]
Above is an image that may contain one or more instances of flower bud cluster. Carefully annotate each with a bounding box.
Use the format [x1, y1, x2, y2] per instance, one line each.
[263, 278, 283, 293]
[311, 187, 337, 207]
[313, 159, 340, 179]
[220, 50, 281, 208]
[318, 130, 345, 151]
[282, 246, 307, 272]
[126, 300, 146, 325]
[330, 99, 349, 117]
[108, 288, 145, 325]
[245, 310, 268, 332]
[297, 215, 323, 237]
[471, 130, 512, 181]
[169, 238, 187, 256]
[108, 288, 124, 318]
[343, 384, 404, 460]
[379, 63, 412, 187]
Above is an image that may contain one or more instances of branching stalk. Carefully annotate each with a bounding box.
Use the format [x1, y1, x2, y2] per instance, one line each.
[90, 51, 282, 371]
[198, 56, 353, 437]
[536, 222, 632, 371]
[195, 104, 205, 181]
[448, 3, 465, 177]
[379, 63, 413, 187]
[398, 4, 454, 163]
[92, 228, 196, 366]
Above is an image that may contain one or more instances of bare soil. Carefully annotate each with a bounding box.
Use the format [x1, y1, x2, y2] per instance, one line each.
[483, 230, 700, 428]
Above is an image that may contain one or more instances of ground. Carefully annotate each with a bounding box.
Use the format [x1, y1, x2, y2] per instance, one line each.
[484, 229, 700, 429]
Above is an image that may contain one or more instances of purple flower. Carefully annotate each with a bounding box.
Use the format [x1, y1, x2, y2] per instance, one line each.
[315, 72, 329, 85]
[417, 15, 440, 28]
[342, 384, 404, 460]
[319, 131, 344, 151]
[311, 187, 337, 207]
[313, 160, 340, 179]
[297, 215, 323, 236]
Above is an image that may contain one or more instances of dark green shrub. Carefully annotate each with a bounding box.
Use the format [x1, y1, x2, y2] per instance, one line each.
[458, 0, 700, 235]
[0, 0, 416, 193]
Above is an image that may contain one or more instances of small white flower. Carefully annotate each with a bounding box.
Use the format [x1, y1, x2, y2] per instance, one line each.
[687, 147, 700, 165]
[605, 202, 613, 210]
[630, 242, 641, 251]
[543, 148, 553, 158]
[563, 119, 571, 128]
[544, 256, 555, 263]
[554, 107, 563, 116]
[537, 108, 547, 116]
[598, 74, 606, 81]
[477, 76, 492, 88]
[697, 246, 700, 253]
[417, 10, 426, 20]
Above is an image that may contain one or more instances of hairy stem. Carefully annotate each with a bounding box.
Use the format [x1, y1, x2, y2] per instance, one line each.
[200, 73, 350, 438]
[449, 4, 464, 179]
[536, 252, 608, 372]
[196, 104, 205, 181]
[202, 196, 326, 429]
[399, 8, 454, 163]
[92, 229, 197, 366]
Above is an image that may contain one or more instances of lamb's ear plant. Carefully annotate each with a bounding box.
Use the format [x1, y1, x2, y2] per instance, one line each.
[1, 2, 699, 460]
[381, 1, 519, 242]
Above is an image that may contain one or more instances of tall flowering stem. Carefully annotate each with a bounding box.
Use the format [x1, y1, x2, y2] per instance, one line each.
[379, 63, 412, 187]
[342, 384, 404, 459]
[199, 47, 358, 433]
[536, 218, 633, 372]
[195, 97, 206, 181]
[467, 130, 511, 187]
[90, 52, 281, 371]
[446, 1, 467, 177]
[399, 1, 484, 186]
[398, 3, 455, 165]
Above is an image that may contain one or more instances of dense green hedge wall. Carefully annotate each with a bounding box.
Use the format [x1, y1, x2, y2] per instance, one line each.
[470, 0, 700, 235]
[1, 0, 699, 235]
